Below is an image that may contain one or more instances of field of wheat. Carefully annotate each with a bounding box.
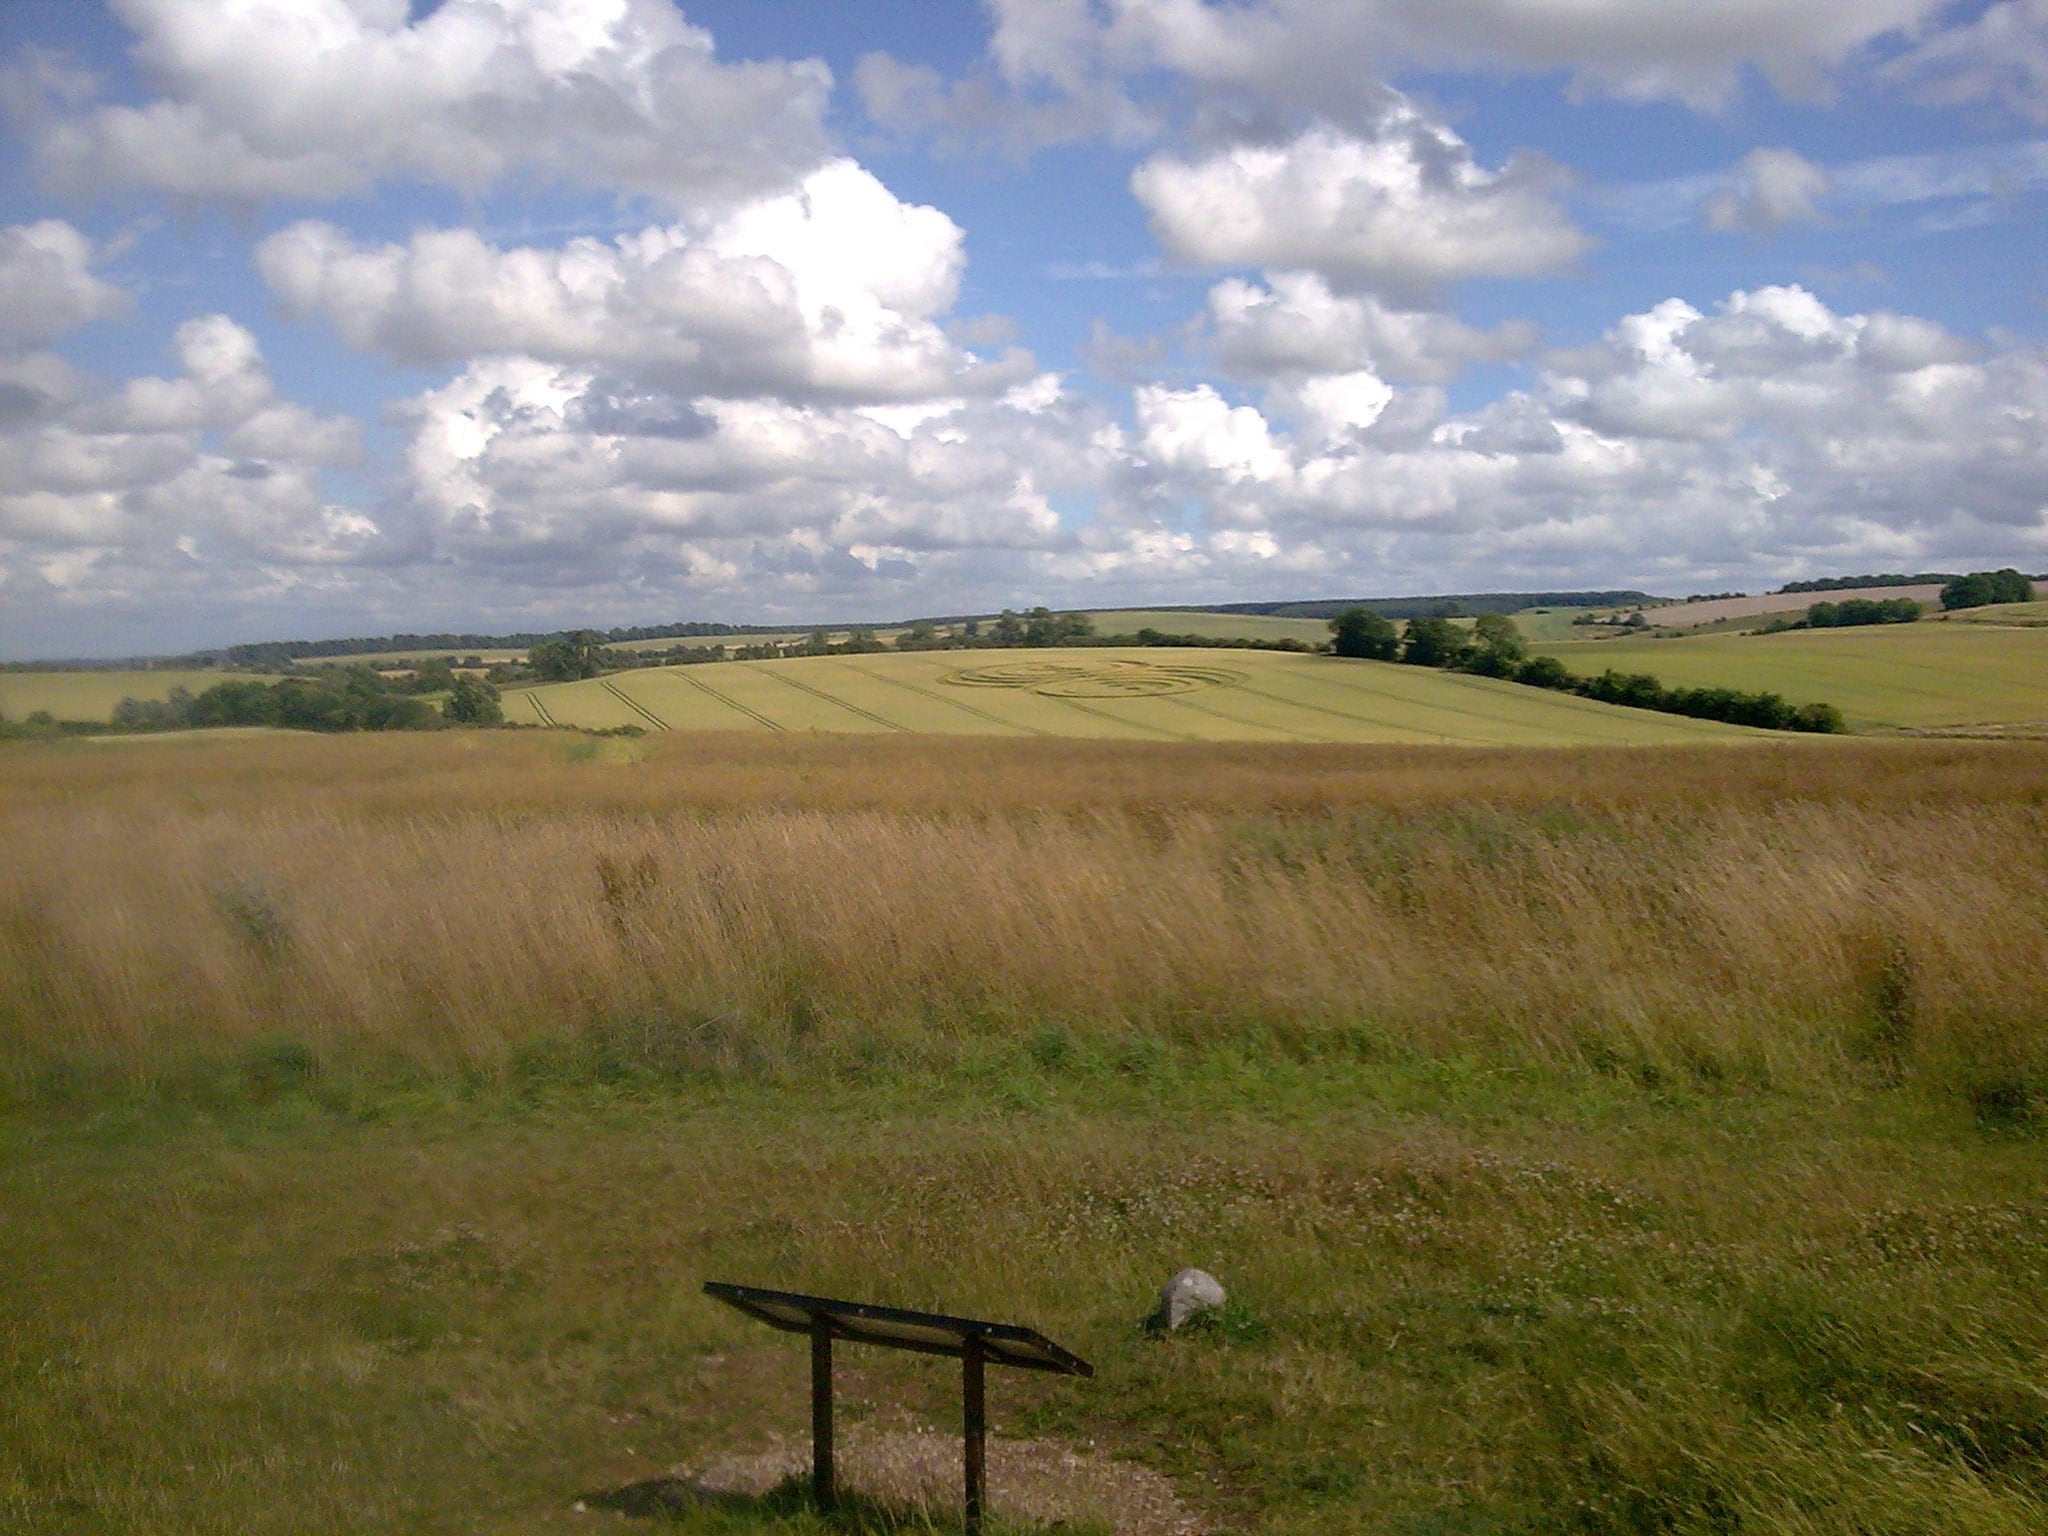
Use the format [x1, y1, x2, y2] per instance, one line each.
[507, 648, 1765, 744]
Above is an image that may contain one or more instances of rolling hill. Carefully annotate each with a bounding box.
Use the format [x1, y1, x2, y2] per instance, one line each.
[507, 647, 1761, 746]
[1532, 617, 2048, 732]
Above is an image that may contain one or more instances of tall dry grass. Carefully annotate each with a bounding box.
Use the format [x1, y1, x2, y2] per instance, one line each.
[3, 731, 2046, 1100]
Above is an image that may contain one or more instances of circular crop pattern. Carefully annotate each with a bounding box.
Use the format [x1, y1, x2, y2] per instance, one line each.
[942, 659, 1245, 698]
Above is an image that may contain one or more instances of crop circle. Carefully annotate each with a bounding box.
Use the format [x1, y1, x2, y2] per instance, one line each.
[941, 659, 1245, 699]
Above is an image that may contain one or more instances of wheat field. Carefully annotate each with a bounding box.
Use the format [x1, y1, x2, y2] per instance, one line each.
[507, 648, 1765, 744]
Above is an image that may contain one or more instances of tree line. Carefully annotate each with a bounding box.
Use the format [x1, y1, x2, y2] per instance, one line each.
[104, 669, 504, 733]
[1328, 609, 1844, 733]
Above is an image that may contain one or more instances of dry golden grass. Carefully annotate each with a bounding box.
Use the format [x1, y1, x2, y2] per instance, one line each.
[3, 730, 2045, 1103]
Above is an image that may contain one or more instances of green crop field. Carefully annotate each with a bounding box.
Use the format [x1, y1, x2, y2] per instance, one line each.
[1947, 599, 2048, 627]
[510, 648, 1764, 745]
[1533, 622, 2048, 731]
[0, 670, 280, 724]
[1085, 609, 1335, 644]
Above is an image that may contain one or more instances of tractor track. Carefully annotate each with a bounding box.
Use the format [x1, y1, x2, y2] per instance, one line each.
[759, 666, 907, 731]
[842, 662, 1048, 735]
[601, 679, 669, 731]
[675, 670, 783, 730]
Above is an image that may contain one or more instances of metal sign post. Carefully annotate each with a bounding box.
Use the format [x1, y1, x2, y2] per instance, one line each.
[703, 1281, 1093, 1536]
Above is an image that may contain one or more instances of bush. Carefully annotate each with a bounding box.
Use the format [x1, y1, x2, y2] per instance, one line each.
[1514, 655, 1574, 691]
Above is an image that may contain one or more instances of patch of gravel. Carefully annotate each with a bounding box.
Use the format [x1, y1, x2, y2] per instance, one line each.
[680, 1423, 1209, 1535]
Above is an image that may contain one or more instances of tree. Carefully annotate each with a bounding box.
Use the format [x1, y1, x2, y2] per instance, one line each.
[443, 675, 503, 724]
[1401, 615, 1467, 668]
[527, 631, 608, 680]
[1329, 607, 1399, 660]
[1463, 613, 1527, 675]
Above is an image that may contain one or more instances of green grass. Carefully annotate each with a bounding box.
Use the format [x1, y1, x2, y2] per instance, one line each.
[0, 670, 280, 724]
[515, 649, 1764, 745]
[1948, 600, 2048, 628]
[4, 1050, 2044, 1536]
[1533, 622, 2048, 731]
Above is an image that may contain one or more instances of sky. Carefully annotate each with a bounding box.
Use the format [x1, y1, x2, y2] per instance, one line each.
[1, 1, 2046, 658]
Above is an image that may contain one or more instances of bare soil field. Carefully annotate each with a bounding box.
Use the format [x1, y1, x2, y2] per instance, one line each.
[1630, 584, 1944, 628]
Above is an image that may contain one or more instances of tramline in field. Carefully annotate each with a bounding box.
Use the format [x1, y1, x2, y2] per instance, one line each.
[506, 647, 1763, 746]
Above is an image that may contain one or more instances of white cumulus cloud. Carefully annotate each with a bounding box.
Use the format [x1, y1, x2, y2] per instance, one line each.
[259, 161, 1028, 404]
[26, 0, 833, 209]
[1880, 0, 2048, 124]
[0, 221, 128, 348]
[860, 0, 1951, 152]
[0, 315, 371, 576]
[1702, 148, 1831, 233]
[1132, 116, 1590, 299]
[1200, 270, 1537, 383]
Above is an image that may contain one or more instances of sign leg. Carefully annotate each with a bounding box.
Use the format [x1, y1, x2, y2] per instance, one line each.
[811, 1315, 834, 1510]
[963, 1334, 986, 1536]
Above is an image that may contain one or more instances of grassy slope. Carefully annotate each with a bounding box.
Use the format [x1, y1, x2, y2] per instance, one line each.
[7, 1061, 2044, 1536]
[511, 649, 1761, 745]
[1534, 621, 2048, 730]
[0, 670, 279, 723]
[1949, 599, 2048, 627]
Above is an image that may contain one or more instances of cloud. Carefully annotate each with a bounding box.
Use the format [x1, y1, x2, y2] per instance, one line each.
[1604, 135, 2048, 239]
[0, 221, 129, 347]
[1091, 283, 2048, 597]
[859, 0, 1950, 154]
[1199, 270, 1537, 383]
[1879, 0, 2048, 124]
[1133, 115, 1590, 299]
[341, 284, 2048, 604]
[259, 160, 1029, 405]
[7, 276, 2045, 653]
[1701, 147, 1830, 232]
[0, 315, 371, 580]
[384, 354, 1103, 601]
[24, 0, 832, 209]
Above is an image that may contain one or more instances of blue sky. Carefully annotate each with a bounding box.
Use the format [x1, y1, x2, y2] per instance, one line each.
[2, 1, 2045, 657]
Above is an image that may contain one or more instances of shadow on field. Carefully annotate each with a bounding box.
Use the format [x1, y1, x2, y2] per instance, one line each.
[577, 1473, 976, 1531]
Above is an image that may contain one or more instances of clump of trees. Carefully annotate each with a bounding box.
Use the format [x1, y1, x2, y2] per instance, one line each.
[110, 671, 443, 733]
[1329, 608, 1399, 660]
[442, 676, 502, 724]
[527, 631, 612, 681]
[1325, 608, 1844, 733]
[1940, 570, 2036, 610]
[1806, 597, 1921, 628]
